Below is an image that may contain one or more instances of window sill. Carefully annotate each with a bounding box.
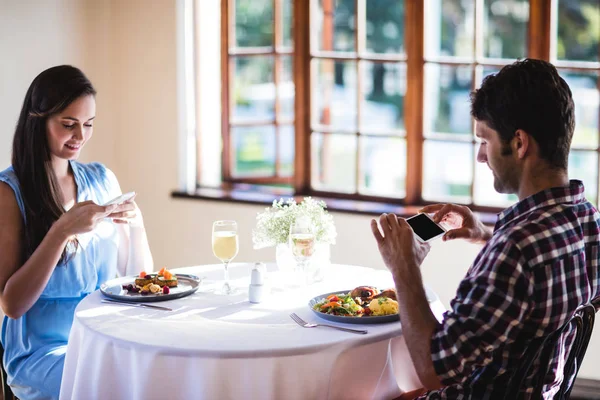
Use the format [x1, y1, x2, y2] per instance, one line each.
[171, 185, 499, 225]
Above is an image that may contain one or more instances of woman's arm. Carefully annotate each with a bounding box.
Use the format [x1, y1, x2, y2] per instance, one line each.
[0, 183, 68, 319]
[0, 183, 115, 319]
[115, 213, 154, 276]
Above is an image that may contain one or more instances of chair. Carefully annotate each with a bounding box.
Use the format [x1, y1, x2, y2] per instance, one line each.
[0, 342, 15, 400]
[504, 303, 596, 399]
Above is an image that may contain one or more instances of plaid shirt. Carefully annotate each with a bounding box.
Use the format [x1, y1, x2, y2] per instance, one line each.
[420, 180, 600, 399]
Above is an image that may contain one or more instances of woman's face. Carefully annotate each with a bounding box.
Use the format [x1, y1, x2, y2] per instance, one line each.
[46, 95, 96, 161]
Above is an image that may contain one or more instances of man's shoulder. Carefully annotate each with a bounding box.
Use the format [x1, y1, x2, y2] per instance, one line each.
[493, 202, 599, 265]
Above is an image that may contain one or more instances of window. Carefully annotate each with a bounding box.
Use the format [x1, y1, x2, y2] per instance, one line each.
[210, 0, 600, 210]
[222, 0, 295, 184]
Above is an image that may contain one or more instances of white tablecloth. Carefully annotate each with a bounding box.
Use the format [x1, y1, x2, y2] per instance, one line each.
[59, 263, 446, 400]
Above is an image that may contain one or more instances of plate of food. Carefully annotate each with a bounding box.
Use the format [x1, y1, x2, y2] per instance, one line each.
[309, 286, 436, 324]
[100, 268, 202, 302]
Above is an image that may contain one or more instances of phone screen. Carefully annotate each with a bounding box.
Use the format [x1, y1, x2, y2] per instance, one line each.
[406, 213, 445, 241]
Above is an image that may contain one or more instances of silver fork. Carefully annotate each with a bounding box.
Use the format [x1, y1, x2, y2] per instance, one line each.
[289, 313, 368, 335]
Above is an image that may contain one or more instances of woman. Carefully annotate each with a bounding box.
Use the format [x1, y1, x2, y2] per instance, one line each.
[0, 65, 154, 399]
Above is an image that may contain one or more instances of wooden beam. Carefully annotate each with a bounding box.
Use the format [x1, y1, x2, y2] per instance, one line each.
[221, 0, 232, 181]
[404, 0, 425, 204]
[274, 0, 281, 176]
[293, 0, 311, 193]
[529, 0, 552, 60]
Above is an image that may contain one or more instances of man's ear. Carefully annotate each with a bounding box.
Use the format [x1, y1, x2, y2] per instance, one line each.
[513, 129, 530, 159]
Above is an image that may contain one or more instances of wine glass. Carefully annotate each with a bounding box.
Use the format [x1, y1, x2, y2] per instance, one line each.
[289, 218, 315, 285]
[212, 220, 239, 295]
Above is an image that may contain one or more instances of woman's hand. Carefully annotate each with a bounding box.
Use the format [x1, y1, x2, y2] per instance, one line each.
[419, 203, 492, 244]
[55, 201, 117, 237]
[108, 197, 144, 227]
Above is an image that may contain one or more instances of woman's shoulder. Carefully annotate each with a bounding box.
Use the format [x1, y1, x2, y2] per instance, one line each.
[72, 161, 118, 184]
[0, 165, 17, 183]
[72, 160, 110, 177]
[0, 166, 25, 219]
[71, 161, 120, 198]
[0, 166, 22, 198]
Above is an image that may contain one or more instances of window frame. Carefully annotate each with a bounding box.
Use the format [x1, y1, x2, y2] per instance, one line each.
[216, 0, 600, 212]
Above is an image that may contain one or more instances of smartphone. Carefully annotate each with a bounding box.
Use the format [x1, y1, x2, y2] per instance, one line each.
[406, 213, 446, 243]
[103, 191, 136, 206]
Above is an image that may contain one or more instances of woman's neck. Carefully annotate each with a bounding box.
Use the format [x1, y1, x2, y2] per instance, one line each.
[51, 157, 70, 180]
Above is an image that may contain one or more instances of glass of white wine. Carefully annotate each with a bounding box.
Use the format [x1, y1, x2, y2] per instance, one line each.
[289, 218, 315, 286]
[212, 220, 239, 295]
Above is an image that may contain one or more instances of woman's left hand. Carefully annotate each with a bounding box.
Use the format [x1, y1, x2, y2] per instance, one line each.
[107, 198, 144, 227]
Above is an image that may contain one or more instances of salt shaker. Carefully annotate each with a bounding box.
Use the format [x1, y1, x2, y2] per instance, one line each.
[249, 262, 265, 303]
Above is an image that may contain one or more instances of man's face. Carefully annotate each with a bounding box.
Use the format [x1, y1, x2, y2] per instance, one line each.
[475, 121, 519, 194]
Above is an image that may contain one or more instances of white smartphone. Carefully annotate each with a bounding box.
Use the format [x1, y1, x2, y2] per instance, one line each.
[406, 213, 446, 243]
[103, 191, 136, 206]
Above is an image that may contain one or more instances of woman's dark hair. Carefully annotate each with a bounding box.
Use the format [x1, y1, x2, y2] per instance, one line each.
[470, 58, 575, 170]
[12, 65, 96, 263]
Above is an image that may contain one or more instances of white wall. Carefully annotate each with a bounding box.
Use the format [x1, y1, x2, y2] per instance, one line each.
[0, 0, 598, 381]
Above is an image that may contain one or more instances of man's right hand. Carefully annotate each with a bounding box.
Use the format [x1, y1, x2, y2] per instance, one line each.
[419, 203, 492, 244]
[54, 201, 117, 238]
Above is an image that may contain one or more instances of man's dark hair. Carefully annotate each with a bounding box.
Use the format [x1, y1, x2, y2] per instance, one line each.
[470, 58, 575, 170]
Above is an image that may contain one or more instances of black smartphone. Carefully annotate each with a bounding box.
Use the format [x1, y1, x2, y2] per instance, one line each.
[406, 213, 446, 243]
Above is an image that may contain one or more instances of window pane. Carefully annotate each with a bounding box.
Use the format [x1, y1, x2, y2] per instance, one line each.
[473, 148, 518, 207]
[557, 0, 600, 62]
[314, 0, 355, 52]
[481, 66, 501, 83]
[360, 62, 406, 132]
[312, 59, 357, 130]
[561, 71, 599, 149]
[423, 141, 473, 203]
[569, 150, 598, 206]
[279, 56, 295, 121]
[483, 0, 529, 59]
[311, 132, 357, 193]
[359, 136, 406, 197]
[279, 125, 295, 177]
[235, 0, 273, 47]
[232, 56, 275, 122]
[232, 126, 276, 177]
[424, 64, 473, 136]
[424, 0, 474, 59]
[366, 0, 405, 54]
[282, 0, 293, 48]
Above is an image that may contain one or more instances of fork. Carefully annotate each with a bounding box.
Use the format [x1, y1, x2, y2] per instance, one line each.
[289, 313, 368, 335]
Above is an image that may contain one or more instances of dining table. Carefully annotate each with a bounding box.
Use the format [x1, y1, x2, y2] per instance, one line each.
[59, 262, 446, 400]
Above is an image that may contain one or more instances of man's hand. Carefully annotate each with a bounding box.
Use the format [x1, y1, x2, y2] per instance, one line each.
[371, 214, 431, 278]
[420, 204, 492, 244]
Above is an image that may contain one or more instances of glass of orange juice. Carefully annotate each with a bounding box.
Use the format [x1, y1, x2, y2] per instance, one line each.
[212, 220, 239, 295]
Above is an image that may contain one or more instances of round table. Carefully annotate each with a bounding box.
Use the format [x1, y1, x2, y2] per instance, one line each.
[59, 263, 446, 400]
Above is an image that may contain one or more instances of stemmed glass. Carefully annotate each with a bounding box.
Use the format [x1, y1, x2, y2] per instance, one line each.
[212, 220, 239, 295]
[289, 218, 315, 285]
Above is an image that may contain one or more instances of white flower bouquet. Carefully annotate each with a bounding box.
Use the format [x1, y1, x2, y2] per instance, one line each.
[252, 197, 337, 249]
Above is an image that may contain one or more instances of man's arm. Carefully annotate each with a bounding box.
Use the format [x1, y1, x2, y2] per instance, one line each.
[371, 214, 442, 388]
[392, 262, 443, 389]
[372, 214, 533, 390]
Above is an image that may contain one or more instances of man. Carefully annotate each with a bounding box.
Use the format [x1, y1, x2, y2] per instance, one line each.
[372, 59, 600, 399]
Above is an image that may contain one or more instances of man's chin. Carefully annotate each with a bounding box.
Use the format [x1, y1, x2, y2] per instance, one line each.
[493, 178, 517, 195]
[493, 178, 509, 194]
